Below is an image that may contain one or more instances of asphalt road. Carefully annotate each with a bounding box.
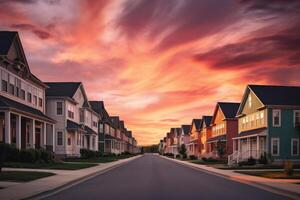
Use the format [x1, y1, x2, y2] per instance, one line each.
[42, 154, 293, 200]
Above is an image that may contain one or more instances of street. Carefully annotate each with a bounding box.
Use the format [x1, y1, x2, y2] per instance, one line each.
[42, 154, 293, 200]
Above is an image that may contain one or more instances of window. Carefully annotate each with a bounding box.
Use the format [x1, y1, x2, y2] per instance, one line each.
[67, 137, 71, 146]
[291, 138, 299, 156]
[93, 121, 97, 128]
[271, 138, 280, 156]
[20, 82, 26, 100]
[8, 75, 15, 95]
[38, 98, 43, 107]
[99, 123, 104, 133]
[260, 112, 264, 125]
[272, 109, 281, 127]
[79, 109, 84, 123]
[56, 102, 63, 115]
[15, 78, 20, 97]
[33, 95, 37, 106]
[57, 131, 63, 146]
[27, 92, 32, 103]
[294, 111, 300, 127]
[67, 104, 74, 119]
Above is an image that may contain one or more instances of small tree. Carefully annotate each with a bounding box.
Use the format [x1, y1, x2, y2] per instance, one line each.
[179, 144, 187, 159]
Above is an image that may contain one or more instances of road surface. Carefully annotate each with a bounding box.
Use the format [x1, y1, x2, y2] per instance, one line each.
[42, 154, 293, 200]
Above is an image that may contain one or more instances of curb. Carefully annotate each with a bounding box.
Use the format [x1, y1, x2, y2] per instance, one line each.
[160, 156, 300, 200]
[24, 155, 143, 200]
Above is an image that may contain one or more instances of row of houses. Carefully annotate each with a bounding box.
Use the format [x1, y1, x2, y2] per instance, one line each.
[0, 31, 139, 157]
[159, 85, 300, 165]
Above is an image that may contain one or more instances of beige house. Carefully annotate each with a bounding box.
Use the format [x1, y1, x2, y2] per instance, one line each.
[0, 31, 55, 150]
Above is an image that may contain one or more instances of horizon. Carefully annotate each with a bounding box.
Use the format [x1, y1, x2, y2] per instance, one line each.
[1, 0, 300, 145]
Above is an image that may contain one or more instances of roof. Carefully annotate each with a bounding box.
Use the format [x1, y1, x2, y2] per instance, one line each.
[192, 119, 202, 130]
[202, 116, 212, 127]
[218, 102, 240, 118]
[45, 82, 81, 98]
[66, 120, 83, 131]
[89, 101, 112, 124]
[175, 128, 182, 137]
[84, 126, 97, 135]
[110, 116, 120, 128]
[206, 134, 226, 143]
[181, 125, 191, 135]
[105, 134, 117, 140]
[0, 95, 54, 123]
[0, 31, 17, 55]
[238, 127, 267, 138]
[249, 85, 300, 106]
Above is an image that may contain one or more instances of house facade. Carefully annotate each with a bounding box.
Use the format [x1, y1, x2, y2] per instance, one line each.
[187, 119, 202, 158]
[199, 116, 212, 156]
[206, 102, 239, 159]
[229, 85, 300, 165]
[179, 125, 190, 149]
[0, 31, 55, 151]
[45, 82, 99, 157]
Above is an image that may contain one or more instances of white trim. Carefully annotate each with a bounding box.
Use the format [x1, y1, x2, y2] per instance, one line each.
[291, 138, 299, 156]
[272, 109, 281, 127]
[293, 110, 300, 127]
[271, 137, 280, 156]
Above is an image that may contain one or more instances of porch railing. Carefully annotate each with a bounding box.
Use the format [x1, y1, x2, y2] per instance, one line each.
[228, 150, 265, 166]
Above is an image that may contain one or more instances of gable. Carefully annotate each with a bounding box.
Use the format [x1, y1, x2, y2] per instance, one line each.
[240, 89, 263, 115]
[73, 85, 86, 106]
[212, 105, 225, 125]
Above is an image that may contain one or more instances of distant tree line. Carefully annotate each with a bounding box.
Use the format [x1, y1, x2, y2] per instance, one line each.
[141, 145, 159, 153]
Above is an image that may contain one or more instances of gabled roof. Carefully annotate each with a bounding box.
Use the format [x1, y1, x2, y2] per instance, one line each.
[45, 82, 81, 98]
[181, 125, 191, 135]
[249, 85, 300, 106]
[0, 31, 16, 55]
[192, 119, 202, 131]
[110, 116, 120, 129]
[218, 102, 240, 119]
[175, 128, 182, 137]
[89, 101, 113, 125]
[201, 116, 213, 128]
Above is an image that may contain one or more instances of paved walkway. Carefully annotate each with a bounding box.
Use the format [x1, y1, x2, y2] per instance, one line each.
[161, 156, 300, 196]
[0, 156, 142, 200]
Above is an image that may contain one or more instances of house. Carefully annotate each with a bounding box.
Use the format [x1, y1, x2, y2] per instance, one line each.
[171, 128, 181, 156]
[165, 132, 172, 154]
[179, 125, 190, 149]
[206, 102, 239, 159]
[229, 85, 300, 165]
[110, 116, 122, 154]
[45, 82, 99, 157]
[89, 101, 105, 154]
[199, 116, 212, 156]
[187, 119, 202, 158]
[0, 31, 55, 150]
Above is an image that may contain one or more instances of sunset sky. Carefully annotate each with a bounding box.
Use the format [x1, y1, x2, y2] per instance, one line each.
[1, 0, 300, 145]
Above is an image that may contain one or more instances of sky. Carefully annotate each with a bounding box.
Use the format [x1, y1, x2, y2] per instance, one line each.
[1, 0, 300, 145]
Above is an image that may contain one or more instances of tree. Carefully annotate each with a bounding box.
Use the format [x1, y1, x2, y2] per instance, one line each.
[179, 144, 187, 159]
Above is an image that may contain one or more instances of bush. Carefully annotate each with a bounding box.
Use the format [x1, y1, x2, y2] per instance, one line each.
[202, 157, 218, 162]
[19, 149, 36, 163]
[283, 160, 294, 176]
[40, 149, 53, 163]
[80, 149, 98, 159]
[175, 154, 180, 159]
[248, 157, 256, 165]
[189, 155, 197, 160]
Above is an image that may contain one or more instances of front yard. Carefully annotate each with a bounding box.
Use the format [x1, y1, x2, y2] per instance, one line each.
[235, 171, 300, 179]
[63, 154, 137, 164]
[0, 171, 55, 182]
[3, 162, 97, 170]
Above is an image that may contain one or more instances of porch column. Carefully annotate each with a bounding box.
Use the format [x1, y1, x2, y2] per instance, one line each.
[31, 119, 36, 148]
[238, 139, 241, 152]
[247, 137, 250, 157]
[42, 122, 47, 148]
[52, 124, 55, 152]
[256, 136, 259, 157]
[233, 139, 236, 153]
[16, 115, 21, 149]
[4, 111, 11, 144]
[111, 140, 113, 152]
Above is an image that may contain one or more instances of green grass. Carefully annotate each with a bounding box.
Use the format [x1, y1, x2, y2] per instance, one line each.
[63, 155, 136, 163]
[236, 171, 300, 179]
[0, 171, 55, 182]
[190, 159, 227, 165]
[3, 162, 97, 170]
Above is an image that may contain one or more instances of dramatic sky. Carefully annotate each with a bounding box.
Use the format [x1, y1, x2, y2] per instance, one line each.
[1, 0, 300, 145]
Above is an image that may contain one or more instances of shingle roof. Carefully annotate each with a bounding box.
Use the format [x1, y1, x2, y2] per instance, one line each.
[84, 126, 97, 135]
[218, 102, 240, 118]
[0, 31, 17, 55]
[110, 116, 120, 128]
[45, 82, 81, 98]
[90, 101, 112, 125]
[202, 116, 213, 126]
[192, 119, 202, 130]
[238, 127, 267, 138]
[206, 134, 226, 143]
[181, 125, 191, 135]
[175, 128, 182, 137]
[249, 85, 300, 106]
[0, 95, 54, 123]
[66, 120, 83, 131]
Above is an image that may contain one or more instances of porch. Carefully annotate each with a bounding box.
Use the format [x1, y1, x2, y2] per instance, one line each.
[206, 134, 226, 159]
[0, 111, 55, 151]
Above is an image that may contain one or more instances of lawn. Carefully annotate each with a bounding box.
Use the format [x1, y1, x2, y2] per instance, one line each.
[64, 157, 119, 163]
[217, 165, 300, 170]
[0, 171, 55, 182]
[3, 162, 97, 170]
[190, 159, 227, 165]
[236, 171, 300, 179]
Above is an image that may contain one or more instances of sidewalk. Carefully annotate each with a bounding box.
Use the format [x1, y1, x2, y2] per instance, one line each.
[0, 155, 142, 200]
[161, 156, 300, 197]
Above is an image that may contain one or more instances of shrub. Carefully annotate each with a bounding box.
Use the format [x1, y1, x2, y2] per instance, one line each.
[80, 149, 98, 159]
[189, 155, 197, 160]
[40, 149, 53, 163]
[247, 157, 256, 165]
[202, 157, 218, 163]
[19, 149, 36, 163]
[176, 154, 180, 159]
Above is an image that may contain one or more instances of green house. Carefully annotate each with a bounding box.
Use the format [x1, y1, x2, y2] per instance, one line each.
[228, 85, 300, 165]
